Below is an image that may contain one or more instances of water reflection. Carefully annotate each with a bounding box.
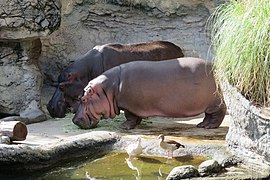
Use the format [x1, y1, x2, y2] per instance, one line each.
[42, 152, 206, 179]
[125, 158, 142, 180]
[124, 157, 177, 179]
[124, 155, 199, 180]
[125, 157, 166, 180]
[85, 171, 96, 180]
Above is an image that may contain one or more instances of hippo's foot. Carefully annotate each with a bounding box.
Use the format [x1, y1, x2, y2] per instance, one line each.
[120, 110, 142, 130]
[196, 115, 210, 128]
[197, 103, 227, 129]
[197, 114, 223, 129]
[120, 121, 137, 130]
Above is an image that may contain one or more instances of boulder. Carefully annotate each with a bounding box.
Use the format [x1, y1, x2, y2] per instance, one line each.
[166, 165, 200, 180]
[198, 159, 222, 176]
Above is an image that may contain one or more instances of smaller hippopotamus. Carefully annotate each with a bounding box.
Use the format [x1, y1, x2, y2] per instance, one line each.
[72, 57, 227, 130]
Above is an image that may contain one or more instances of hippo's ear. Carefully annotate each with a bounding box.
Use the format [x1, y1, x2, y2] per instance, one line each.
[84, 84, 95, 96]
[67, 72, 80, 81]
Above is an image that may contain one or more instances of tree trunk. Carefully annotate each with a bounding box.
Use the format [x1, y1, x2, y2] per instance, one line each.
[0, 121, 28, 141]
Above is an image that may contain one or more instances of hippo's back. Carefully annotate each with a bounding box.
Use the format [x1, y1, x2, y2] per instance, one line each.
[99, 41, 184, 70]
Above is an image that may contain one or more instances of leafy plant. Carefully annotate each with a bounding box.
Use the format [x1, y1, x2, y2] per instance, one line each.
[209, 0, 270, 106]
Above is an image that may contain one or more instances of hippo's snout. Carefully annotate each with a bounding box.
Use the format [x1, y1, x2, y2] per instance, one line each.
[72, 104, 99, 129]
[47, 89, 68, 118]
[47, 101, 67, 118]
[72, 116, 98, 129]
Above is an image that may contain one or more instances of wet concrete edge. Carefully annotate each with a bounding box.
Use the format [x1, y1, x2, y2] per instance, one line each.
[0, 131, 119, 173]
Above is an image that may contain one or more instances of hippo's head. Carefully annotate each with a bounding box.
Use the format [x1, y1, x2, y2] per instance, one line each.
[47, 72, 85, 117]
[72, 91, 102, 129]
[72, 84, 113, 129]
[58, 73, 86, 114]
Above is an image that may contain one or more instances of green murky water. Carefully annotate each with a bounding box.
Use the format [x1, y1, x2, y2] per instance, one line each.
[42, 152, 207, 180]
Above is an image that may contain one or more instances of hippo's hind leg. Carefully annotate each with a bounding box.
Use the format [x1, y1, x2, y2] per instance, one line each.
[196, 113, 211, 128]
[197, 100, 227, 129]
[120, 110, 142, 130]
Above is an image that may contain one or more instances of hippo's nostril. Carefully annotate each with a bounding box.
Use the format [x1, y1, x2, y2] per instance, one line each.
[81, 97, 87, 103]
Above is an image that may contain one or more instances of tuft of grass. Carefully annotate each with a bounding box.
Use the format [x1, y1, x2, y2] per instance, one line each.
[209, 0, 270, 106]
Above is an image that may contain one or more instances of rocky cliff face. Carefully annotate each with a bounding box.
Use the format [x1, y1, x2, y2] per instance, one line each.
[0, 40, 42, 114]
[0, 0, 61, 121]
[40, 0, 223, 83]
[222, 79, 270, 167]
[0, 0, 61, 39]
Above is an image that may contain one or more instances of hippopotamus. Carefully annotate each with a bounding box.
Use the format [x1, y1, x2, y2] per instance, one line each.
[72, 57, 227, 130]
[47, 41, 184, 118]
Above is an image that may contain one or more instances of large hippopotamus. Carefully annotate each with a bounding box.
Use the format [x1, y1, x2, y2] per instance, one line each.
[73, 57, 227, 130]
[47, 41, 184, 118]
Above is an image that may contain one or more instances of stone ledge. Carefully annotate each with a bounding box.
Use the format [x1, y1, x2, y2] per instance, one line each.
[0, 131, 119, 172]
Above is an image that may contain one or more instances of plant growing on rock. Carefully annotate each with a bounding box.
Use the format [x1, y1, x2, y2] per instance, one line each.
[209, 0, 270, 107]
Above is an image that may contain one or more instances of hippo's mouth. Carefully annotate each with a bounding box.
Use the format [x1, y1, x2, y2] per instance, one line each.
[84, 111, 99, 129]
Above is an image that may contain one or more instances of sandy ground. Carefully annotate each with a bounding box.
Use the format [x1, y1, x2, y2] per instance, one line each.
[21, 112, 230, 147]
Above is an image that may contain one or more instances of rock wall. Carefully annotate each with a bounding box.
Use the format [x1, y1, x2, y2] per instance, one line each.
[222, 79, 270, 167]
[0, 39, 42, 114]
[0, 0, 61, 39]
[0, 0, 61, 121]
[40, 0, 224, 83]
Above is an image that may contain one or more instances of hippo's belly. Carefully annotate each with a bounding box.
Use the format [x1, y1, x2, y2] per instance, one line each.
[132, 108, 204, 119]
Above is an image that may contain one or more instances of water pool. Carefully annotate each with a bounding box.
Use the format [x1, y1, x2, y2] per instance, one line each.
[42, 152, 207, 179]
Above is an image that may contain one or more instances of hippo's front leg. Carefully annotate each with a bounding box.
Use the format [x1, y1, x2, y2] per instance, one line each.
[120, 110, 142, 130]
